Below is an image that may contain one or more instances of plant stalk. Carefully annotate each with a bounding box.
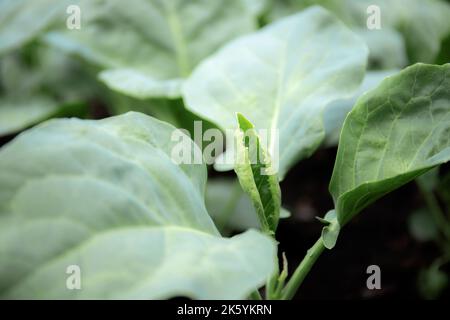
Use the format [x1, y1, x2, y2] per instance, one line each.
[281, 237, 325, 300]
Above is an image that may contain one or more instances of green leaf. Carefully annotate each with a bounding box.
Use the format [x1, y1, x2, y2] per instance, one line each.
[44, 0, 257, 99]
[438, 171, 450, 208]
[267, 0, 450, 66]
[330, 63, 450, 226]
[183, 6, 368, 178]
[205, 178, 261, 233]
[242, 0, 270, 17]
[0, 112, 276, 299]
[329, 0, 450, 64]
[0, 0, 70, 55]
[234, 113, 281, 236]
[324, 69, 399, 146]
[0, 96, 61, 136]
[320, 210, 340, 249]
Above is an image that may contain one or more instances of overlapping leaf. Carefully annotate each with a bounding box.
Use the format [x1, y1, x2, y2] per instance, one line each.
[183, 6, 368, 178]
[0, 112, 275, 299]
[0, 0, 71, 55]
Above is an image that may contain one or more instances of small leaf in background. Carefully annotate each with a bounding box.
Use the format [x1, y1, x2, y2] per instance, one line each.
[416, 167, 440, 192]
[183, 6, 368, 178]
[0, 0, 71, 55]
[418, 262, 449, 299]
[0, 112, 276, 299]
[44, 0, 257, 99]
[408, 208, 439, 242]
[234, 113, 281, 236]
[205, 178, 261, 233]
[0, 96, 60, 136]
[205, 178, 291, 235]
[0, 47, 93, 136]
[330, 63, 450, 226]
[267, 0, 450, 67]
[320, 210, 341, 249]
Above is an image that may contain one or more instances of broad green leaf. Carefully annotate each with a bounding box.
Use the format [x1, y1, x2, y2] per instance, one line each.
[0, 96, 61, 136]
[324, 69, 399, 146]
[324, 0, 450, 64]
[0, 0, 70, 55]
[0, 49, 92, 136]
[0, 112, 276, 299]
[44, 0, 257, 99]
[1, 46, 98, 100]
[234, 113, 281, 236]
[206, 178, 261, 232]
[267, 0, 450, 66]
[183, 6, 368, 178]
[330, 63, 450, 226]
[243, 0, 270, 17]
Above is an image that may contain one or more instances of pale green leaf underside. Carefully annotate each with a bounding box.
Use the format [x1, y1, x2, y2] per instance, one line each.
[0, 0, 70, 55]
[335, 0, 450, 63]
[205, 178, 290, 233]
[206, 178, 261, 231]
[0, 96, 60, 136]
[330, 63, 450, 226]
[99, 69, 183, 99]
[0, 112, 275, 299]
[44, 0, 256, 99]
[183, 6, 368, 178]
[268, 0, 450, 66]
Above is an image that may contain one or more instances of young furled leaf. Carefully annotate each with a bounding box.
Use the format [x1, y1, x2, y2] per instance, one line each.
[330, 63, 450, 227]
[234, 113, 281, 236]
[44, 0, 257, 99]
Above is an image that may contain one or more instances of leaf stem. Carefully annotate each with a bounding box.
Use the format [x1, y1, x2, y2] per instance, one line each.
[265, 255, 280, 299]
[281, 237, 325, 300]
